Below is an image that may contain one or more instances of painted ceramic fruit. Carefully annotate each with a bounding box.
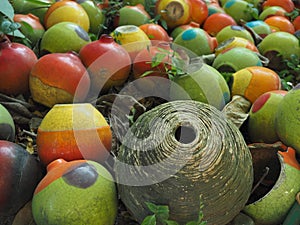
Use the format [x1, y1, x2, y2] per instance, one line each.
[223, 0, 257, 22]
[258, 6, 287, 20]
[0, 140, 44, 216]
[257, 31, 300, 70]
[76, 0, 106, 35]
[36, 103, 112, 165]
[44, 0, 90, 31]
[139, 23, 171, 43]
[79, 34, 132, 95]
[207, 2, 224, 15]
[173, 27, 217, 56]
[257, 31, 300, 60]
[0, 36, 38, 96]
[115, 100, 253, 224]
[293, 15, 300, 31]
[170, 63, 230, 110]
[262, 0, 295, 13]
[40, 21, 91, 54]
[10, 0, 54, 24]
[203, 12, 237, 37]
[243, 146, 300, 225]
[244, 20, 272, 38]
[155, 0, 192, 29]
[170, 21, 200, 40]
[247, 90, 287, 143]
[32, 158, 117, 225]
[275, 84, 300, 155]
[0, 104, 15, 142]
[264, 16, 295, 33]
[29, 52, 90, 108]
[214, 37, 258, 55]
[230, 66, 281, 103]
[114, 4, 151, 27]
[110, 25, 151, 60]
[216, 25, 254, 44]
[212, 47, 263, 73]
[13, 13, 45, 47]
[189, 0, 208, 25]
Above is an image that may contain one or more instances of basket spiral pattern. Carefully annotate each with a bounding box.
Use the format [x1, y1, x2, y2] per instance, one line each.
[114, 100, 253, 225]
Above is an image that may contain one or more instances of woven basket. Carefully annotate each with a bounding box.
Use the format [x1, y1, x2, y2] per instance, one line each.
[114, 100, 253, 225]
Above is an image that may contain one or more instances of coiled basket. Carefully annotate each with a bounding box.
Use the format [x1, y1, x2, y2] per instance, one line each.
[114, 100, 253, 225]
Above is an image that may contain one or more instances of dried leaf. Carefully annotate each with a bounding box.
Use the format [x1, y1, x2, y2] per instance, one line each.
[0, 102, 32, 118]
[222, 95, 252, 129]
[0, 93, 32, 109]
[29, 117, 43, 131]
[12, 201, 36, 225]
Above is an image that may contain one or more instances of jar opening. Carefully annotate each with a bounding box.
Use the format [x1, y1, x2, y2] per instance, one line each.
[174, 125, 196, 144]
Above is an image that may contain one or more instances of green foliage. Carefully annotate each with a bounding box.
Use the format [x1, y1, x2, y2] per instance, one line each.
[140, 45, 187, 79]
[20, 0, 52, 7]
[144, 0, 157, 18]
[278, 54, 300, 90]
[285, 8, 300, 21]
[0, 0, 15, 20]
[100, 0, 125, 34]
[141, 196, 207, 225]
[0, 0, 24, 38]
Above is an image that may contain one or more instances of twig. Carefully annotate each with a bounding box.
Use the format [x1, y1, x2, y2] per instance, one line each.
[251, 167, 270, 194]
[22, 129, 37, 138]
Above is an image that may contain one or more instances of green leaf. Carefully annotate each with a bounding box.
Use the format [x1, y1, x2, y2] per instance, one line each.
[155, 205, 170, 221]
[152, 52, 166, 67]
[186, 221, 198, 225]
[140, 70, 155, 77]
[165, 220, 180, 225]
[145, 202, 170, 222]
[8, 29, 25, 38]
[20, 21, 34, 35]
[141, 215, 157, 225]
[0, 0, 15, 20]
[1, 20, 12, 34]
[160, 19, 168, 30]
[145, 202, 160, 214]
[24, 0, 52, 6]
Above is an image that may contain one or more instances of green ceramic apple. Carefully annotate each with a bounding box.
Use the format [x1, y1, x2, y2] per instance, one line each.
[248, 90, 287, 144]
[223, 0, 257, 23]
[258, 6, 287, 21]
[245, 20, 272, 38]
[216, 25, 255, 44]
[40, 21, 91, 54]
[212, 47, 262, 72]
[0, 104, 15, 142]
[170, 63, 231, 110]
[114, 4, 151, 27]
[173, 27, 216, 56]
[243, 147, 300, 225]
[32, 159, 118, 225]
[275, 84, 300, 156]
[76, 0, 106, 35]
[257, 31, 300, 62]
